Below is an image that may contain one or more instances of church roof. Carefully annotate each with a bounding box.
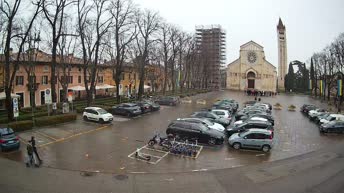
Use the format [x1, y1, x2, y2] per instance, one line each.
[240, 40, 263, 50]
[277, 18, 285, 30]
[227, 58, 240, 67]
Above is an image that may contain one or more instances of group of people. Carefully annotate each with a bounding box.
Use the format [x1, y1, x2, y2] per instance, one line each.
[26, 136, 42, 168]
[245, 90, 278, 97]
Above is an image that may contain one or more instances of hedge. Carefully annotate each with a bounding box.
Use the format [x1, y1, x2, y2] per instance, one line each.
[35, 113, 77, 127]
[6, 113, 77, 132]
[8, 120, 34, 132]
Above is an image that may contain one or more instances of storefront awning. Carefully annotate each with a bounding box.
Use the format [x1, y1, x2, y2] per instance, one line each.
[0, 92, 20, 100]
[69, 84, 116, 91]
[96, 84, 115, 89]
[68, 85, 86, 91]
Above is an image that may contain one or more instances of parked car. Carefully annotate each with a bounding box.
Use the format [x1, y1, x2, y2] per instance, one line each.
[309, 109, 327, 120]
[111, 103, 142, 117]
[191, 111, 230, 127]
[301, 105, 317, 114]
[319, 121, 344, 133]
[212, 103, 233, 114]
[226, 120, 273, 136]
[176, 118, 225, 132]
[155, 96, 179, 106]
[166, 121, 225, 145]
[308, 108, 326, 117]
[315, 113, 330, 124]
[228, 129, 273, 152]
[233, 117, 269, 126]
[211, 109, 232, 120]
[319, 114, 344, 125]
[83, 107, 113, 123]
[136, 101, 152, 113]
[0, 128, 20, 151]
[235, 109, 268, 120]
[143, 100, 160, 111]
[243, 101, 257, 107]
[240, 114, 275, 126]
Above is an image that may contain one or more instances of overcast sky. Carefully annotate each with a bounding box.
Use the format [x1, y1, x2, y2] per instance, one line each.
[136, 0, 344, 67]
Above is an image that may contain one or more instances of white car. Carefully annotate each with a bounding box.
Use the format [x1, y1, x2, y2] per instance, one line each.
[308, 108, 326, 117]
[211, 109, 231, 120]
[176, 118, 225, 132]
[320, 114, 344, 125]
[83, 107, 113, 123]
[234, 117, 268, 126]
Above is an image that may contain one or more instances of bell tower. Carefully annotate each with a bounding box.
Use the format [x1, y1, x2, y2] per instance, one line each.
[277, 18, 288, 91]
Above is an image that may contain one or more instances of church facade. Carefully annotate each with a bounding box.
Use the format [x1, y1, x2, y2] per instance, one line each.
[226, 41, 277, 92]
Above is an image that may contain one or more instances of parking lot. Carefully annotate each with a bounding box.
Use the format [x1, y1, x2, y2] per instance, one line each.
[2, 90, 344, 174]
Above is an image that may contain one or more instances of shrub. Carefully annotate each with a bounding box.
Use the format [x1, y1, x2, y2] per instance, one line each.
[35, 113, 77, 127]
[274, 103, 282, 107]
[8, 120, 34, 132]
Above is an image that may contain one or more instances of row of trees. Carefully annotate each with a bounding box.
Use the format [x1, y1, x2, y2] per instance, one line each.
[284, 60, 309, 93]
[310, 33, 344, 106]
[0, 0, 210, 121]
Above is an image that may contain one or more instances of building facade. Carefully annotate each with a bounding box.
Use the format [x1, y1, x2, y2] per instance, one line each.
[226, 41, 277, 92]
[0, 50, 161, 108]
[277, 18, 288, 91]
[195, 25, 226, 90]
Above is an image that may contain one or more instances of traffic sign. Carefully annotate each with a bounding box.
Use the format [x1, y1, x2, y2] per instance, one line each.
[13, 98, 19, 118]
[45, 89, 52, 104]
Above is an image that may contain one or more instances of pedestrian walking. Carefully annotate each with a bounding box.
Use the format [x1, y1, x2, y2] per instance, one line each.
[29, 136, 42, 164]
[26, 143, 34, 167]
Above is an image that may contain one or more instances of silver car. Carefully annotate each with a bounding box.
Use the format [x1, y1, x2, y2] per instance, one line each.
[228, 129, 273, 152]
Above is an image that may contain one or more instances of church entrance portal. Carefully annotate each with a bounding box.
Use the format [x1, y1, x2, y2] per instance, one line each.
[247, 71, 256, 89]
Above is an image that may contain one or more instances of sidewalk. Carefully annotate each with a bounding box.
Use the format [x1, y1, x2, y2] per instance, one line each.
[1, 141, 344, 193]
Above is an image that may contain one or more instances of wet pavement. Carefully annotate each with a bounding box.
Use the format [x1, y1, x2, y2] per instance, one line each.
[2, 91, 344, 174]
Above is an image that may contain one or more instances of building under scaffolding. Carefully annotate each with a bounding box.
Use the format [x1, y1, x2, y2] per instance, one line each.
[195, 25, 226, 90]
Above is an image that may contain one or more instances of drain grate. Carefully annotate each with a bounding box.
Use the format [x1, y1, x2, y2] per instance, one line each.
[80, 171, 97, 177]
[114, 174, 128, 180]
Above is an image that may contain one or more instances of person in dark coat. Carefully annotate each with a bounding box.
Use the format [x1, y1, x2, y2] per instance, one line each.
[29, 136, 42, 163]
[26, 143, 34, 167]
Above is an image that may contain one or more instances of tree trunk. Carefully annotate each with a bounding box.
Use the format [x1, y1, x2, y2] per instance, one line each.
[115, 75, 121, 103]
[138, 60, 145, 100]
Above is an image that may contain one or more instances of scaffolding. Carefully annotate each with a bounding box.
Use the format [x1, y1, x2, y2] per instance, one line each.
[195, 25, 226, 90]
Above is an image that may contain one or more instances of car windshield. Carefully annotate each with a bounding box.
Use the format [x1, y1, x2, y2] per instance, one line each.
[202, 119, 214, 126]
[97, 109, 108, 114]
[238, 130, 249, 137]
[326, 116, 334, 121]
[0, 128, 14, 136]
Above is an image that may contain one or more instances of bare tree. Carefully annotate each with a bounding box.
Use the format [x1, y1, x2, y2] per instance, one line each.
[56, 22, 77, 102]
[42, 0, 74, 109]
[77, 0, 112, 106]
[106, 0, 136, 102]
[0, 0, 41, 120]
[133, 9, 160, 99]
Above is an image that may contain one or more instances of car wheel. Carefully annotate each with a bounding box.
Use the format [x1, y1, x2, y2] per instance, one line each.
[83, 116, 88, 121]
[99, 118, 104, 124]
[126, 112, 131, 117]
[262, 145, 270, 153]
[208, 138, 216, 145]
[232, 142, 241, 150]
[169, 102, 173, 106]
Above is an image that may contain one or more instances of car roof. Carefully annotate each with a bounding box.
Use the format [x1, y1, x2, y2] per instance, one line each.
[245, 128, 272, 134]
[246, 120, 271, 124]
[85, 107, 102, 110]
[212, 109, 227, 112]
[0, 128, 14, 134]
